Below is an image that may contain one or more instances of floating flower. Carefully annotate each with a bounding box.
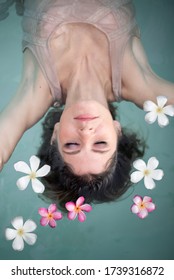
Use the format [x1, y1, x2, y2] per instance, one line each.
[65, 196, 92, 222]
[143, 96, 174, 127]
[38, 204, 63, 228]
[14, 155, 50, 193]
[130, 157, 164, 189]
[131, 195, 156, 219]
[5, 216, 37, 251]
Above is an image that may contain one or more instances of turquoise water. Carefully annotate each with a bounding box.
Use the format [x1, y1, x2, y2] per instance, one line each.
[0, 0, 174, 260]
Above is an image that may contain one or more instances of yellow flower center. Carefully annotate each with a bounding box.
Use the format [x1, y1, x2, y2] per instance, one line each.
[144, 169, 150, 176]
[47, 213, 53, 220]
[75, 206, 81, 214]
[17, 228, 24, 236]
[139, 203, 145, 210]
[29, 171, 36, 180]
[156, 107, 163, 114]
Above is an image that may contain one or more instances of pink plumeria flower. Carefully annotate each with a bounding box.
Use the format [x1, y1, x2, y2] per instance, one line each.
[38, 204, 63, 228]
[131, 195, 156, 219]
[65, 196, 92, 222]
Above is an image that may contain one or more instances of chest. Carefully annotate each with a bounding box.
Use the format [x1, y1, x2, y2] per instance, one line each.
[49, 23, 112, 83]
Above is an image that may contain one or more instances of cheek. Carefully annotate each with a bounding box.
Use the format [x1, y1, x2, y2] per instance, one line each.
[58, 123, 76, 142]
[100, 122, 117, 136]
[104, 125, 117, 146]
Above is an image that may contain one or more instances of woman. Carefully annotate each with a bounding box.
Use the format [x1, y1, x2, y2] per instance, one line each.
[0, 0, 173, 207]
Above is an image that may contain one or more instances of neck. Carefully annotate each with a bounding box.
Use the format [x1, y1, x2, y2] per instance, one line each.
[63, 56, 112, 109]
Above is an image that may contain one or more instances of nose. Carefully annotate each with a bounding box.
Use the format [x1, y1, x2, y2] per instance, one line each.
[78, 122, 95, 135]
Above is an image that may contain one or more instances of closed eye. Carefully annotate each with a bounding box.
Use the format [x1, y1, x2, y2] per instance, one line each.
[64, 143, 80, 150]
[63, 142, 109, 154]
[64, 142, 79, 147]
[94, 141, 107, 148]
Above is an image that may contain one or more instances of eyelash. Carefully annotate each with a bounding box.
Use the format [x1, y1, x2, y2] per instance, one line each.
[65, 143, 79, 147]
[65, 141, 107, 146]
[95, 141, 107, 145]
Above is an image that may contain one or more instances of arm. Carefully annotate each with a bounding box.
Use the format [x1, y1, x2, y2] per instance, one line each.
[121, 37, 174, 108]
[0, 49, 53, 170]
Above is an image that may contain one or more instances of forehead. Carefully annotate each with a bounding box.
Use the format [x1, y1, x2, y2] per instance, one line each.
[64, 151, 115, 175]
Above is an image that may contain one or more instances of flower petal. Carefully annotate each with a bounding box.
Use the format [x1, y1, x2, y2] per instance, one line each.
[23, 232, 37, 245]
[23, 219, 37, 233]
[145, 111, 157, 124]
[80, 204, 92, 212]
[143, 196, 153, 203]
[76, 196, 85, 207]
[36, 165, 51, 177]
[157, 113, 169, 127]
[151, 169, 164, 180]
[133, 195, 143, 205]
[14, 161, 31, 174]
[131, 204, 140, 214]
[38, 208, 48, 217]
[31, 178, 45, 193]
[67, 211, 77, 220]
[12, 236, 24, 251]
[48, 204, 57, 214]
[143, 100, 157, 111]
[49, 219, 57, 228]
[11, 216, 23, 230]
[130, 171, 144, 183]
[137, 209, 148, 219]
[78, 211, 86, 222]
[40, 217, 49, 226]
[144, 176, 156, 189]
[133, 159, 146, 171]
[16, 175, 30, 191]
[5, 228, 17, 240]
[147, 157, 159, 170]
[163, 105, 174, 116]
[65, 202, 76, 211]
[157, 96, 167, 107]
[144, 202, 156, 212]
[29, 155, 40, 172]
[52, 212, 63, 220]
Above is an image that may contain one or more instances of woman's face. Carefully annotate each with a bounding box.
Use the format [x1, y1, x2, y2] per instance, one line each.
[52, 101, 121, 175]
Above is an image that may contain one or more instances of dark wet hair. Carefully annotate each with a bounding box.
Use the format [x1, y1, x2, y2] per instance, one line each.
[0, 0, 24, 21]
[37, 103, 145, 209]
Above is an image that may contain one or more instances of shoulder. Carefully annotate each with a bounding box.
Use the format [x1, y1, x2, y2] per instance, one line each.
[121, 36, 174, 108]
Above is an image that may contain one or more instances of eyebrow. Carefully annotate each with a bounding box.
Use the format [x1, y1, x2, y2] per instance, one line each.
[62, 149, 110, 155]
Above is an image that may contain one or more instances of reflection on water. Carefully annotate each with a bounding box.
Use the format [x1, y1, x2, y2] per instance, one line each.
[0, 0, 174, 259]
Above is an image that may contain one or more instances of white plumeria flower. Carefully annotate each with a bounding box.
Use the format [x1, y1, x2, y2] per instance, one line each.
[14, 155, 50, 193]
[130, 157, 164, 189]
[5, 216, 37, 251]
[143, 95, 174, 127]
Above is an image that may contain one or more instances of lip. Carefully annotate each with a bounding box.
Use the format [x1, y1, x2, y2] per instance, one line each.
[74, 114, 98, 121]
